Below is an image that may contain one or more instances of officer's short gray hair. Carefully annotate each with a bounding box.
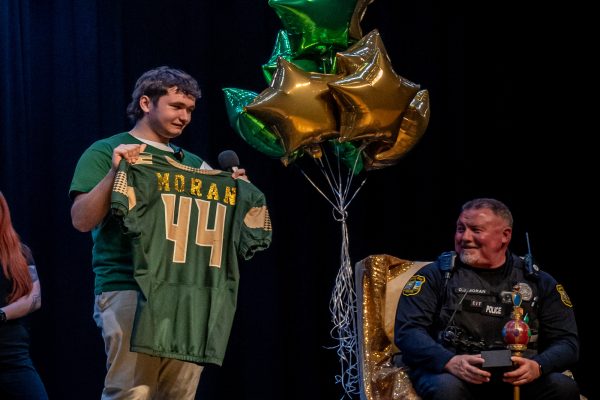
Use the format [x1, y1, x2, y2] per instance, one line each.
[461, 198, 513, 227]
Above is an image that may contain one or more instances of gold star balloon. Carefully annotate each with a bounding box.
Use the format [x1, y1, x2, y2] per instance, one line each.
[363, 89, 430, 170]
[268, 0, 374, 57]
[328, 49, 421, 143]
[336, 29, 389, 75]
[245, 57, 342, 159]
[222, 87, 286, 158]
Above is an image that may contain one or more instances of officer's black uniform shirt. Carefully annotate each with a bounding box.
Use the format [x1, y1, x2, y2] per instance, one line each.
[394, 252, 579, 375]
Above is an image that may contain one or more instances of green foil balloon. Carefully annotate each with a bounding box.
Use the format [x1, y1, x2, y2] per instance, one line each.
[262, 30, 323, 83]
[329, 140, 364, 175]
[222, 88, 285, 158]
[268, 0, 359, 56]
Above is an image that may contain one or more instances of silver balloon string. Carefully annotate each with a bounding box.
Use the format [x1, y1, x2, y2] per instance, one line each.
[298, 144, 367, 399]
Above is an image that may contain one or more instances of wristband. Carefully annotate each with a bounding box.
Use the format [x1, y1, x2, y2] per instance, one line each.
[0, 309, 6, 323]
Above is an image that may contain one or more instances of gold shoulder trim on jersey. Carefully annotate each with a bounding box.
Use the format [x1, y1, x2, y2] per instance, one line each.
[244, 206, 272, 231]
[165, 156, 221, 175]
[127, 186, 136, 210]
[113, 170, 128, 195]
[134, 153, 153, 165]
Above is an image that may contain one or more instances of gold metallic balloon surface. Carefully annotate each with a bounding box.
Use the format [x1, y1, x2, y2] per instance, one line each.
[363, 89, 430, 170]
[245, 58, 342, 157]
[329, 50, 420, 143]
[222, 87, 286, 158]
[337, 29, 389, 75]
[227, 7, 431, 171]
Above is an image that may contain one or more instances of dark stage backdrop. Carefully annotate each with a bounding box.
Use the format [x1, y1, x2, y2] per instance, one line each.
[1, 1, 594, 399]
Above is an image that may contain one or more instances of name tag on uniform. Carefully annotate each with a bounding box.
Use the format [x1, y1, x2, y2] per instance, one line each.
[481, 303, 506, 317]
[454, 287, 490, 295]
[466, 299, 484, 310]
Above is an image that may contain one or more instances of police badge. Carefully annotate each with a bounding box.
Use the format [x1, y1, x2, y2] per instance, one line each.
[516, 282, 533, 301]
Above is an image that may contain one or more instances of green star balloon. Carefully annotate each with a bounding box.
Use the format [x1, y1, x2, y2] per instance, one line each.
[268, 0, 371, 57]
[262, 30, 324, 83]
[222, 88, 285, 158]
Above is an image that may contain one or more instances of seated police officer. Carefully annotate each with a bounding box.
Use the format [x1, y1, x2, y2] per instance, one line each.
[394, 198, 580, 400]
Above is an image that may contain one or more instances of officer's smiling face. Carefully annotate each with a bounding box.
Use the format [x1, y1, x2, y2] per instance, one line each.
[454, 207, 512, 269]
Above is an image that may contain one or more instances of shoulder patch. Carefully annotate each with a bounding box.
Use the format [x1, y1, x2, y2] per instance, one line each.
[402, 275, 426, 296]
[556, 284, 573, 307]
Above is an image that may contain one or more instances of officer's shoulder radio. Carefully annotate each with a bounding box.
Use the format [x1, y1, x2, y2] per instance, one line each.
[522, 232, 540, 280]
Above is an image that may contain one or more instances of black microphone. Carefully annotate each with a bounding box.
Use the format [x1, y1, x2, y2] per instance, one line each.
[217, 150, 240, 172]
[169, 144, 184, 161]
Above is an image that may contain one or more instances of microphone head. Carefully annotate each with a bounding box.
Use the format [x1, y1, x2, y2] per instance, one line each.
[218, 150, 240, 171]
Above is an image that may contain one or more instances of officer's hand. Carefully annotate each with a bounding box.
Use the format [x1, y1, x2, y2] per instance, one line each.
[503, 356, 541, 385]
[444, 354, 491, 384]
[112, 144, 147, 170]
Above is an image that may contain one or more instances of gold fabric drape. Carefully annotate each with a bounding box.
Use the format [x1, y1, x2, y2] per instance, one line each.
[355, 254, 429, 400]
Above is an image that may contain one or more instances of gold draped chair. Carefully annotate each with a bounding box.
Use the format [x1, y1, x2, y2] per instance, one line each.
[355, 254, 427, 400]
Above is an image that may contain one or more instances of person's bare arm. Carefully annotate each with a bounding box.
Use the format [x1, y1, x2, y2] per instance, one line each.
[2, 264, 42, 319]
[71, 143, 146, 232]
[71, 170, 117, 232]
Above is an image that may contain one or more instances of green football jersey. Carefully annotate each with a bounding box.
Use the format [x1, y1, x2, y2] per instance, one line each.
[69, 131, 206, 294]
[111, 153, 272, 365]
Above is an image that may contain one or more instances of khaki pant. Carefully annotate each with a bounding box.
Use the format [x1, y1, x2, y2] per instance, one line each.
[93, 290, 203, 400]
